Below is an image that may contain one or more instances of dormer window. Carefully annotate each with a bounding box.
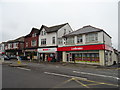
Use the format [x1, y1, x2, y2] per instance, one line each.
[41, 30, 46, 36]
[32, 33, 36, 37]
[41, 31, 43, 36]
[64, 29, 66, 35]
[44, 31, 46, 35]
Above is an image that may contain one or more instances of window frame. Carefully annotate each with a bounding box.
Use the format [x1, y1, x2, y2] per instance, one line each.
[41, 38, 46, 45]
[77, 35, 83, 44]
[86, 33, 98, 43]
[31, 40, 37, 46]
[52, 37, 55, 44]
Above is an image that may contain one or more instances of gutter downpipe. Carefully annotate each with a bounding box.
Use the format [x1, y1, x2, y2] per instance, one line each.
[103, 32, 106, 66]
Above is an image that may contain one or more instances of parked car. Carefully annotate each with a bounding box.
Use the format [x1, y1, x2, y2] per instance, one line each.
[0, 55, 10, 60]
[9, 55, 17, 60]
[20, 56, 29, 60]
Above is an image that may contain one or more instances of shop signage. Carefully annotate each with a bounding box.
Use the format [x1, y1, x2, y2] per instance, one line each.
[57, 44, 106, 51]
[105, 45, 113, 51]
[38, 48, 57, 53]
[71, 47, 83, 50]
[43, 49, 50, 51]
[25, 49, 37, 52]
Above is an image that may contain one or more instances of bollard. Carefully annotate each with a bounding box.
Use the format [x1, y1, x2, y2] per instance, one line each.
[1, 57, 4, 63]
[17, 60, 21, 64]
[17, 56, 21, 64]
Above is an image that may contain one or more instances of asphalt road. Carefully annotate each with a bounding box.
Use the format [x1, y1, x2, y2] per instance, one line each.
[2, 60, 120, 89]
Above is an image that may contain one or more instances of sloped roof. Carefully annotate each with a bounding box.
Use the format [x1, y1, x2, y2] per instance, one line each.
[7, 36, 25, 43]
[41, 23, 68, 33]
[63, 25, 111, 38]
[25, 27, 40, 37]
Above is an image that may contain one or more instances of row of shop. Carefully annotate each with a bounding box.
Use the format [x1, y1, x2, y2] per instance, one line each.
[21, 44, 116, 66]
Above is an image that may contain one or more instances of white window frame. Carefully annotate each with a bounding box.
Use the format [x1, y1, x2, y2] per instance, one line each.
[52, 37, 55, 44]
[26, 42, 28, 47]
[66, 37, 74, 45]
[77, 35, 83, 43]
[41, 38, 46, 45]
[31, 40, 37, 46]
[86, 33, 98, 43]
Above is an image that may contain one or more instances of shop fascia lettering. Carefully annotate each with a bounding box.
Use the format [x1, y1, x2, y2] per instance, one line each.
[38, 48, 57, 52]
[71, 47, 83, 50]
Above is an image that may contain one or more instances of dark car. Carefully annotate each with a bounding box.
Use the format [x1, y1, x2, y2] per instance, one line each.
[0, 55, 10, 60]
[9, 55, 17, 60]
[20, 56, 29, 60]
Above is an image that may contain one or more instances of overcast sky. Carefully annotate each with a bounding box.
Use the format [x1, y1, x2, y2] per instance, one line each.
[0, 0, 119, 49]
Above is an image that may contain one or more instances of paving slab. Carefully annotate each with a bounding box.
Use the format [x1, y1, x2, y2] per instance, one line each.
[2, 61, 12, 65]
[9, 63, 27, 67]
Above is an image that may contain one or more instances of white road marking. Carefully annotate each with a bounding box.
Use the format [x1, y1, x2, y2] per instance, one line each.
[56, 66, 59, 68]
[44, 72, 87, 80]
[17, 67, 31, 71]
[73, 71, 120, 80]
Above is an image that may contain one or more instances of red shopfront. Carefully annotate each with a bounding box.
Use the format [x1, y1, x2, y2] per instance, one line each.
[57, 44, 106, 63]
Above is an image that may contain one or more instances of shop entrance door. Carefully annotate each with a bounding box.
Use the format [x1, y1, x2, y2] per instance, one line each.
[66, 54, 69, 62]
[72, 54, 75, 62]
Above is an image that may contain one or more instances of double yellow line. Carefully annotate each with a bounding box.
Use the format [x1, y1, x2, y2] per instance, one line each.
[51, 77, 118, 89]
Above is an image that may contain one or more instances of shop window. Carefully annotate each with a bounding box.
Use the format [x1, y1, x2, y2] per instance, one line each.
[77, 35, 83, 43]
[109, 52, 112, 61]
[52, 37, 55, 44]
[105, 52, 108, 62]
[41, 38, 46, 45]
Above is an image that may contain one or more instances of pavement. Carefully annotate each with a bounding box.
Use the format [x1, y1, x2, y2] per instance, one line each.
[19, 59, 120, 69]
[1, 59, 120, 70]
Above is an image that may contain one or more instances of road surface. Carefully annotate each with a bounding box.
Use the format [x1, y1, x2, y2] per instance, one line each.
[2, 60, 120, 89]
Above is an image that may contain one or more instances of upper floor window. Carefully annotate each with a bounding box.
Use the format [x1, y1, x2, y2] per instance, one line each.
[8, 44, 10, 49]
[10, 44, 12, 48]
[32, 33, 37, 37]
[41, 38, 46, 45]
[13, 43, 18, 48]
[58, 38, 63, 45]
[41, 31, 44, 36]
[31, 40, 37, 46]
[77, 35, 83, 43]
[41, 31, 46, 36]
[26, 42, 28, 47]
[86, 33, 98, 42]
[52, 37, 55, 44]
[66, 37, 74, 45]
[64, 29, 66, 35]
[8, 44, 12, 49]
[44, 31, 46, 35]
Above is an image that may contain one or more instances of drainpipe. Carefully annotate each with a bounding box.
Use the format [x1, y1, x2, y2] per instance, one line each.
[103, 32, 106, 66]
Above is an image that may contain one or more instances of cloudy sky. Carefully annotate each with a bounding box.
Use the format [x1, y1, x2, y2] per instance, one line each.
[0, 0, 119, 49]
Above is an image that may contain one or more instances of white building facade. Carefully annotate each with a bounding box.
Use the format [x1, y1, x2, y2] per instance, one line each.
[57, 25, 114, 66]
[37, 23, 73, 62]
